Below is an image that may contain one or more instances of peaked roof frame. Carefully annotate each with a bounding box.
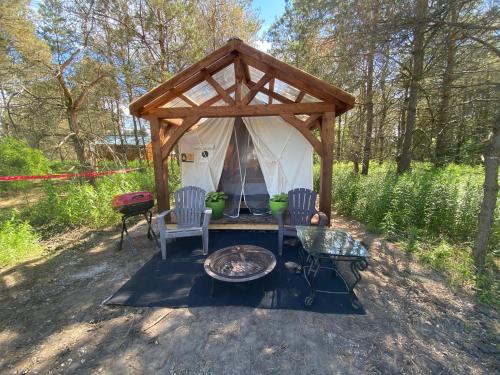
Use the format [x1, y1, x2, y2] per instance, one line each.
[129, 39, 354, 118]
[131, 39, 355, 219]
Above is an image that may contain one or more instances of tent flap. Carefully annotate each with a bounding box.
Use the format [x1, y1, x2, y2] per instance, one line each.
[178, 117, 234, 193]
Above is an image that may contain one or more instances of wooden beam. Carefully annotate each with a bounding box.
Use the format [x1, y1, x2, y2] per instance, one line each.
[280, 114, 323, 155]
[148, 117, 170, 212]
[319, 111, 336, 220]
[242, 73, 272, 105]
[268, 78, 274, 104]
[241, 59, 251, 84]
[202, 69, 235, 105]
[141, 54, 235, 114]
[236, 43, 355, 108]
[234, 55, 243, 104]
[149, 102, 336, 118]
[305, 114, 322, 128]
[130, 40, 238, 114]
[178, 93, 198, 107]
[200, 84, 236, 107]
[161, 116, 201, 159]
[295, 91, 306, 103]
[239, 54, 348, 114]
[252, 83, 294, 104]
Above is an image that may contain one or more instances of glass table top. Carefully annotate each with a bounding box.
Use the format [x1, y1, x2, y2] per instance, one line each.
[296, 226, 370, 258]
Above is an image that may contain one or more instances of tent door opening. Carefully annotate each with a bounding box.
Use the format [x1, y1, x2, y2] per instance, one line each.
[218, 117, 270, 218]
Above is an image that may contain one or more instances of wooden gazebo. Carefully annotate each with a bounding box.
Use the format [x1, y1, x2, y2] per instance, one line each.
[129, 38, 354, 219]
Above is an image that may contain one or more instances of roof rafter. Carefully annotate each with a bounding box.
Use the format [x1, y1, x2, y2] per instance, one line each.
[143, 54, 235, 113]
[130, 39, 354, 117]
[242, 72, 273, 105]
[202, 69, 235, 105]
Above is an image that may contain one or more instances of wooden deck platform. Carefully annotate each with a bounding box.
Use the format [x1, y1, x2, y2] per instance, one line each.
[168, 212, 278, 230]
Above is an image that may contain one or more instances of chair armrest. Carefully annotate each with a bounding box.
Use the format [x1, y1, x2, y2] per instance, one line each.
[317, 211, 329, 227]
[202, 208, 212, 228]
[275, 208, 287, 229]
[157, 209, 173, 233]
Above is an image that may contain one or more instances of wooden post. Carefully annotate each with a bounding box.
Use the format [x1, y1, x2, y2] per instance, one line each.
[149, 116, 170, 213]
[319, 111, 335, 221]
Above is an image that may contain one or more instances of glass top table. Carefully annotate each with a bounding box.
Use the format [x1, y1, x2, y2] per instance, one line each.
[296, 226, 370, 258]
[295, 226, 370, 308]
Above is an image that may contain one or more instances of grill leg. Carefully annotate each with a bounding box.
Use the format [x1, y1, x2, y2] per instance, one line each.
[118, 215, 128, 251]
[144, 210, 156, 240]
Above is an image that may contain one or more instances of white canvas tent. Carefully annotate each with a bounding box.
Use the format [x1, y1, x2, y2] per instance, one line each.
[129, 38, 355, 220]
[178, 110, 313, 217]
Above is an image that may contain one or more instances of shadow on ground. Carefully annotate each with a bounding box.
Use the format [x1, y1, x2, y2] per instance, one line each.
[0, 216, 497, 374]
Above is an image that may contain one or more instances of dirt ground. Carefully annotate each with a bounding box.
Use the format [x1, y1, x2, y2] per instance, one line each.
[0, 187, 44, 212]
[0, 216, 498, 375]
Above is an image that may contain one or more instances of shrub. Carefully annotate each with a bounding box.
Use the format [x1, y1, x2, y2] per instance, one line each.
[29, 168, 156, 230]
[0, 211, 43, 267]
[330, 161, 498, 246]
[0, 136, 51, 193]
[328, 161, 499, 307]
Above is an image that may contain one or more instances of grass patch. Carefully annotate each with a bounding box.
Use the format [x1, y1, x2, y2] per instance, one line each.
[0, 211, 43, 268]
[325, 162, 499, 308]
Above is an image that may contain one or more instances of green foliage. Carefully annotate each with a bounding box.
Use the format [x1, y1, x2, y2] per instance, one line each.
[0, 136, 51, 193]
[29, 168, 155, 230]
[168, 161, 181, 200]
[205, 191, 227, 203]
[0, 210, 42, 267]
[330, 161, 499, 307]
[330, 162, 495, 244]
[270, 193, 288, 202]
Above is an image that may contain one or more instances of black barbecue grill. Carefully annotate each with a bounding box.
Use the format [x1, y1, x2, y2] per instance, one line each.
[112, 191, 156, 250]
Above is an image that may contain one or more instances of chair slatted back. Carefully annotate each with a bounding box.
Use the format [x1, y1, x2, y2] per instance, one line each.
[174, 186, 206, 228]
[288, 188, 317, 226]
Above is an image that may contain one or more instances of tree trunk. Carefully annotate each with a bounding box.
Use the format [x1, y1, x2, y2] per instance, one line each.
[473, 111, 499, 271]
[397, 84, 409, 156]
[435, 5, 458, 166]
[352, 112, 362, 174]
[361, 5, 377, 175]
[377, 52, 390, 163]
[397, 0, 427, 174]
[67, 110, 87, 168]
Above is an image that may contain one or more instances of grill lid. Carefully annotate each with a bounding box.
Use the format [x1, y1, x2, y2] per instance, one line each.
[112, 191, 154, 208]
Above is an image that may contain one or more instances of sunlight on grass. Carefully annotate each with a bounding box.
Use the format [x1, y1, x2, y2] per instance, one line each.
[0, 212, 43, 268]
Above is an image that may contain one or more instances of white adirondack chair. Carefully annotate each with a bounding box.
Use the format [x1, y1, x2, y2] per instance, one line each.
[275, 188, 329, 256]
[157, 186, 212, 259]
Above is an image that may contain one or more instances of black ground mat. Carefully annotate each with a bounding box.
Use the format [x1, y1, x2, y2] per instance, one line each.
[105, 230, 365, 314]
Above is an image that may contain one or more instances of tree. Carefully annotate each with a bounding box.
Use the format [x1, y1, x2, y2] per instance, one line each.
[434, 2, 459, 166]
[473, 110, 499, 270]
[397, 0, 427, 174]
[361, 3, 378, 175]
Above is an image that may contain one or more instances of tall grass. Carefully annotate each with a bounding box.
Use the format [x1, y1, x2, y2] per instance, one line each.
[322, 162, 499, 307]
[28, 168, 156, 230]
[0, 136, 51, 194]
[27, 161, 181, 231]
[328, 162, 497, 244]
[0, 211, 43, 267]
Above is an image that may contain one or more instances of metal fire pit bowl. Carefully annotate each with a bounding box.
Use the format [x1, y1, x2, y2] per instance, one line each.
[204, 245, 277, 282]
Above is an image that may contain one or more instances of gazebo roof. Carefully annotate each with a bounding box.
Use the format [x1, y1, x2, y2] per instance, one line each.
[129, 38, 355, 120]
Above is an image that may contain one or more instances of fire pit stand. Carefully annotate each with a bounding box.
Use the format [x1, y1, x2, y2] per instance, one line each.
[204, 245, 276, 297]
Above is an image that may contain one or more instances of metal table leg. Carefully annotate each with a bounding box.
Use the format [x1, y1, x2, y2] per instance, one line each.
[302, 254, 368, 309]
